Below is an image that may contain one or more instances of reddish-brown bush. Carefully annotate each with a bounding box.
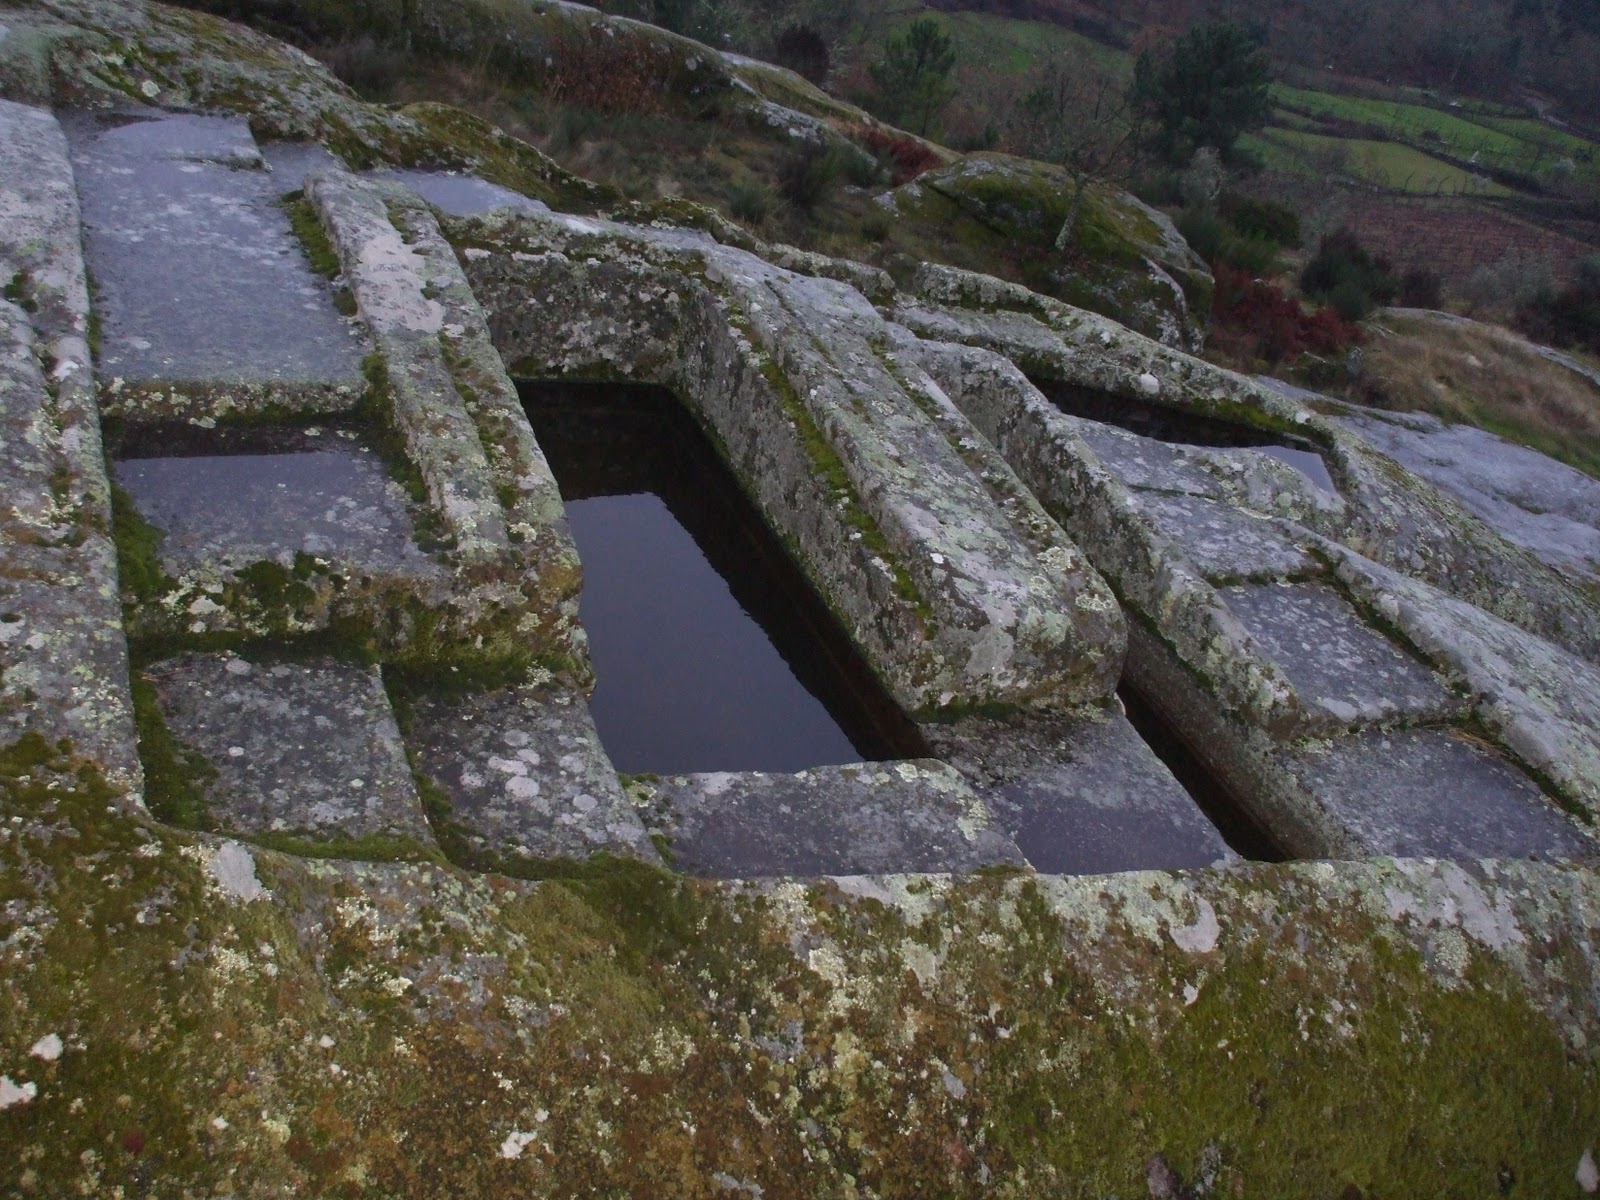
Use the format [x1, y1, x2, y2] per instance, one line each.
[850, 124, 941, 185]
[1210, 264, 1359, 364]
[542, 28, 666, 115]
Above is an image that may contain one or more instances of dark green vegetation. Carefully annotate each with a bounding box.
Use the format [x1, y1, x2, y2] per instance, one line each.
[867, 16, 957, 138]
[1300, 227, 1400, 320]
[129, 672, 216, 829]
[1130, 22, 1273, 165]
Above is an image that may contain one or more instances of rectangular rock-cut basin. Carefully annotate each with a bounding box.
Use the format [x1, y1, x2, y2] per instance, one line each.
[520, 382, 927, 776]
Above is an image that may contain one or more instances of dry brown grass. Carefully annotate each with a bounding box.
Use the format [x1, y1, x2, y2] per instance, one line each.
[1345, 310, 1600, 479]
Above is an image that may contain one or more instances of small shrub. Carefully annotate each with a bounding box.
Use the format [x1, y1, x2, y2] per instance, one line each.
[860, 210, 893, 243]
[777, 141, 849, 210]
[1177, 209, 1279, 274]
[543, 26, 665, 115]
[1176, 208, 1227, 262]
[770, 24, 830, 86]
[839, 145, 885, 188]
[1459, 251, 1554, 318]
[548, 106, 603, 154]
[1219, 192, 1301, 247]
[851, 124, 941, 186]
[728, 180, 772, 225]
[954, 123, 1001, 153]
[1300, 228, 1397, 321]
[1516, 255, 1600, 355]
[1397, 266, 1442, 309]
[1130, 168, 1184, 207]
[316, 34, 408, 101]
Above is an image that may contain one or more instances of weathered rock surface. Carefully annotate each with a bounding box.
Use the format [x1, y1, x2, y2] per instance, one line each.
[66, 107, 367, 419]
[1280, 725, 1595, 860]
[895, 267, 1600, 665]
[636, 761, 1025, 877]
[113, 429, 436, 579]
[408, 683, 660, 870]
[1217, 580, 1464, 731]
[906, 319, 1596, 860]
[142, 652, 437, 854]
[4, 748, 1599, 1195]
[1, 1, 1599, 1193]
[0, 98, 138, 791]
[887, 153, 1212, 350]
[1326, 400, 1600, 587]
[928, 709, 1239, 874]
[110, 425, 455, 645]
[460, 206, 1125, 715]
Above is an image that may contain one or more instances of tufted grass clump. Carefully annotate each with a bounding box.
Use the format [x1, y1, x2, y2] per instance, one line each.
[727, 180, 772, 225]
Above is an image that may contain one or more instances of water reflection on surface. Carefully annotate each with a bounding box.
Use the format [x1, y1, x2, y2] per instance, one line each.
[521, 382, 926, 775]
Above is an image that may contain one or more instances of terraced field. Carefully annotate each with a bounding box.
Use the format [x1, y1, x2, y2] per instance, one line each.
[858, 5, 1600, 199]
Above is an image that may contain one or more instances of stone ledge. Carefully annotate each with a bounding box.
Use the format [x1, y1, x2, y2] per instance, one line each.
[635, 761, 1025, 877]
[0, 99, 138, 792]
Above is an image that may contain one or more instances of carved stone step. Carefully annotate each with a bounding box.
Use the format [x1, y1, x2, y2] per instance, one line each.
[141, 653, 437, 857]
[635, 762, 1026, 878]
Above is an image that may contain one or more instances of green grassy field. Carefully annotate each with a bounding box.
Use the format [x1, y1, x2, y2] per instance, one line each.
[852, 4, 1600, 196]
[1272, 84, 1598, 186]
[1249, 128, 1516, 196]
[875, 8, 1131, 75]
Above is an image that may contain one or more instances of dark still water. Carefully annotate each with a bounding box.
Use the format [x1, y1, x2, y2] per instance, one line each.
[520, 382, 926, 775]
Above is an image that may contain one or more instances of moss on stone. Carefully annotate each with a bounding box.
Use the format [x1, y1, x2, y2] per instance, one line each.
[754, 352, 934, 629]
[247, 828, 444, 865]
[128, 671, 217, 830]
[4, 742, 1596, 1196]
[280, 192, 342, 279]
[109, 482, 172, 606]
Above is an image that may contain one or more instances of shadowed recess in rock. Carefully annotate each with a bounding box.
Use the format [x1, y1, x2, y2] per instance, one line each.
[1029, 375, 1337, 492]
[520, 382, 927, 775]
[1116, 686, 1287, 863]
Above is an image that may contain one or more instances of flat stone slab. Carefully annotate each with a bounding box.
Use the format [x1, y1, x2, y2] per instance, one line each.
[1221, 582, 1463, 728]
[66, 109, 364, 412]
[1068, 421, 1231, 502]
[1333, 407, 1600, 585]
[1125, 491, 1319, 581]
[112, 427, 436, 577]
[1284, 727, 1595, 860]
[143, 653, 435, 850]
[1069, 418, 1332, 510]
[407, 684, 659, 868]
[982, 711, 1236, 875]
[367, 169, 549, 217]
[638, 762, 1025, 877]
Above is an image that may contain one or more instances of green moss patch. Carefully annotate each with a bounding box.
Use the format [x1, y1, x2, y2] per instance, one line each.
[3, 747, 1594, 1197]
[280, 193, 342, 279]
[128, 671, 216, 830]
[109, 483, 172, 606]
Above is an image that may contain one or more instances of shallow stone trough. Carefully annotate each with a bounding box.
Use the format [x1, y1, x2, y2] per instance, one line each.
[66, 108, 366, 419]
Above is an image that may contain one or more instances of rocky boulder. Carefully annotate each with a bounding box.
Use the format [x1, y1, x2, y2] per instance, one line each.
[886, 153, 1212, 350]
